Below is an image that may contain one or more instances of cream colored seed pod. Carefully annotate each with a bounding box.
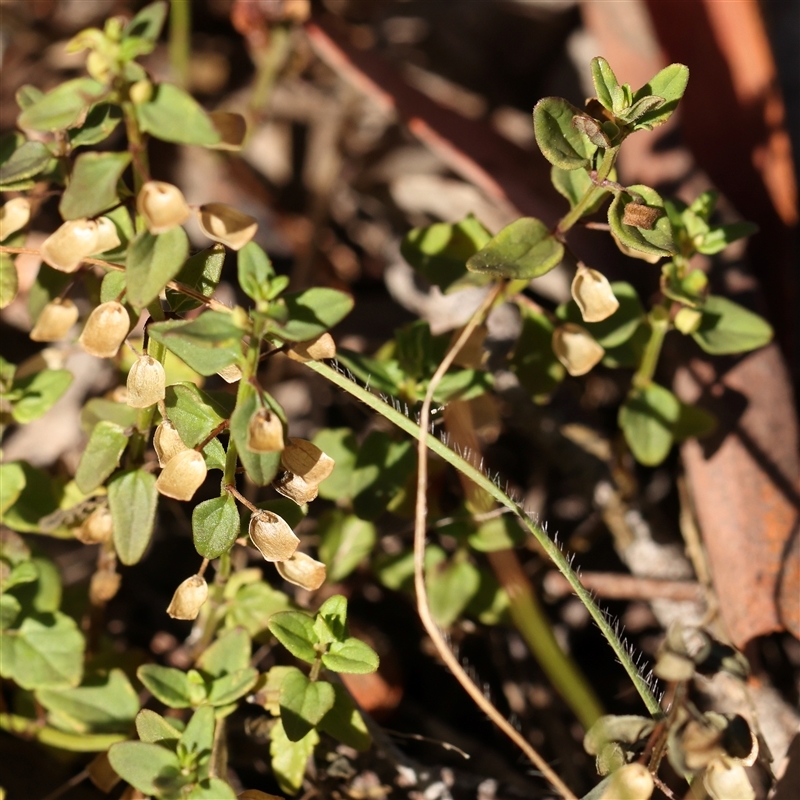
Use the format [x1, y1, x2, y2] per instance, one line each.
[286, 332, 337, 363]
[552, 324, 605, 377]
[74, 506, 113, 545]
[137, 181, 191, 234]
[248, 510, 299, 562]
[90, 569, 122, 605]
[281, 438, 334, 485]
[93, 216, 122, 254]
[571, 266, 619, 323]
[126, 355, 166, 408]
[597, 764, 654, 800]
[79, 301, 130, 359]
[154, 420, 188, 467]
[41, 218, 101, 272]
[247, 408, 284, 453]
[197, 203, 257, 250]
[703, 757, 754, 800]
[155, 449, 207, 501]
[273, 472, 318, 505]
[30, 298, 80, 342]
[217, 363, 242, 383]
[0, 197, 31, 241]
[276, 551, 326, 591]
[166, 574, 208, 620]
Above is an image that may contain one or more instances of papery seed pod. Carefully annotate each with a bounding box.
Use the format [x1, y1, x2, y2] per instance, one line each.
[156, 449, 207, 501]
[622, 201, 661, 229]
[93, 216, 122, 253]
[552, 323, 605, 377]
[126, 355, 166, 408]
[209, 112, 247, 151]
[90, 569, 122, 605]
[154, 420, 188, 467]
[273, 472, 318, 505]
[166, 574, 208, 620]
[30, 298, 80, 342]
[571, 266, 619, 323]
[129, 79, 153, 105]
[137, 181, 192, 234]
[41, 218, 100, 273]
[74, 506, 113, 545]
[276, 551, 326, 591]
[286, 332, 337, 363]
[597, 763, 654, 800]
[217, 363, 243, 383]
[79, 301, 130, 358]
[674, 307, 703, 335]
[248, 509, 299, 562]
[281, 438, 335, 484]
[197, 203, 257, 250]
[0, 197, 31, 241]
[703, 757, 755, 800]
[247, 408, 284, 453]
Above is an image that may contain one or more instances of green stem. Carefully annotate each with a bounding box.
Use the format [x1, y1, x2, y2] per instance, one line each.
[122, 102, 149, 232]
[304, 358, 663, 719]
[249, 24, 291, 115]
[557, 147, 619, 236]
[634, 306, 670, 388]
[0, 713, 126, 752]
[169, 0, 191, 89]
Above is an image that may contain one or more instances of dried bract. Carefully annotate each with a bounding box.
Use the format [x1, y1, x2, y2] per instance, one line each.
[154, 420, 188, 467]
[94, 216, 121, 253]
[276, 551, 327, 591]
[126, 355, 166, 408]
[78, 301, 130, 358]
[217, 363, 243, 383]
[137, 181, 191, 234]
[41, 218, 100, 273]
[0, 197, 31, 241]
[249, 510, 299, 562]
[286, 332, 337, 363]
[166, 575, 208, 620]
[552, 323, 605, 376]
[247, 408, 284, 453]
[209, 112, 247, 151]
[273, 472, 318, 505]
[74, 507, 113, 545]
[571, 266, 619, 323]
[30, 298, 79, 342]
[155, 449, 207, 501]
[197, 203, 257, 250]
[597, 764, 654, 800]
[281, 438, 335, 484]
[90, 569, 121, 605]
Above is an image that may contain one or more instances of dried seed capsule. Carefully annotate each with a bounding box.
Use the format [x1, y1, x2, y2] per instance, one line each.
[281, 438, 334, 484]
[552, 323, 605, 377]
[90, 569, 122, 605]
[156, 449, 207, 501]
[93, 216, 122, 253]
[197, 203, 257, 250]
[217, 363, 242, 383]
[248, 509, 299, 562]
[0, 197, 31, 241]
[209, 112, 247, 151]
[166, 574, 208, 620]
[571, 266, 619, 323]
[622, 201, 661, 230]
[286, 332, 337, 363]
[78, 301, 130, 359]
[30, 298, 79, 342]
[273, 472, 318, 505]
[276, 551, 326, 591]
[41, 218, 101, 272]
[597, 763, 654, 800]
[137, 181, 191, 234]
[703, 757, 755, 800]
[126, 355, 166, 408]
[74, 506, 113, 545]
[247, 408, 284, 453]
[154, 419, 188, 467]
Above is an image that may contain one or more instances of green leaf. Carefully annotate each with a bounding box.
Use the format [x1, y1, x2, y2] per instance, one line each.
[192, 495, 240, 560]
[551, 165, 610, 215]
[468, 515, 525, 552]
[279, 669, 335, 741]
[197, 628, 251, 677]
[188, 779, 237, 800]
[125, 1, 168, 42]
[673, 403, 716, 443]
[697, 222, 758, 255]
[166, 245, 226, 313]
[269, 720, 318, 796]
[509, 304, 564, 401]
[67, 102, 123, 147]
[167, 310, 244, 346]
[223, 581, 292, 639]
[136, 83, 221, 146]
[267, 610, 318, 664]
[126, 227, 190, 309]
[108, 469, 158, 566]
[322, 637, 379, 674]
[0, 141, 51, 189]
[10, 369, 73, 424]
[318, 682, 371, 751]
[80, 397, 138, 435]
[376, 544, 445, 592]
[74, 420, 128, 494]
[317, 511, 376, 583]
[108, 741, 184, 797]
[312, 428, 358, 501]
[18, 78, 106, 132]
[36, 668, 139, 734]
[466, 217, 563, 280]
[135, 708, 182, 745]
[0, 462, 60, 533]
[1, 594, 21, 630]
[314, 595, 348, 645]
[137, 664, 193, 708]
[431, 367, 492, 403]
[59, 151, 131, 220]
[276, 288, 354, 342]
[149, 316, 242, 376]
[237, 242, 275, 302]
[608, 184, 676, 257]
[163, 382, 229, 446]
[350, 432, 415, 521]
[591, 57, 624, 114]
[619, 382, 680, 466]
[0, 254, 18, 307]
[631, 63, 689, 128]
[617, 95, 665, 125]
[692, 295, 773, 355]
[533, 97, 598, 170]
[400, 215, 493, 293]
[0, 612, 85, 690]
[229, 388, 282, 486]
[0, 463, 26, 517]
[180, 704, 215, 779]
[427, 556, 481, 627]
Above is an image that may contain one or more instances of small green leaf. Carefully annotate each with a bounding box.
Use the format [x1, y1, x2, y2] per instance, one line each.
[108, 469, 158, 566]
[591, 57, 624, 114]
[68, 103, 123, 147]
[314, 595, 348, 645]
[276, 288, 354, 342]
[0, 141, 52, 188]
[267, 610, 318, 664]
[619, 382, 680, 466]
[0, 254, 18, 307]
[197, 628, 251, 677]
[317, 511, 376, 583]
[180, 704, 215, 779]
[608, 184, 676, 257]
[80, 397, 138, 435]
[137, 664, 193, 708]
[188, 779, 237, 800]
[136, 83, 221, 146]
[321, 637, 379, 674]
[270, 720, 318, 796]
[15, 87, 43, 111]
[533, 97, 598, 171]
[223, 581, 291, 639]
[431, 368, 492, 403]
[509, 304, 564, 401]
[18, 77, 106, 132]
[237, 241, 275, 302]
[312, 428, 358, 501]
[59, 152, 131, 220]
[0, 461, 59, 533]
[673, 403, 716, 443]
[163, 382, 230, 446]
[166, 310, 244, 346]
[697, 222, 758, 255]
[10, 369, 73, 424]
[149, 316, 242, 376]
[400, 215, 493, 293]
[279, 669, 335, 741]
[135, 708, 182, 745]
[192, 495, 240, 560]
[468, 516, 524, 552]
[0, 462, 26, 516]
[350, 432, 415, 521]
[166, 245, 226, 313]
[74, 420, 128, 494]
[1, 594, 22, 630]
[551, 165, 611, 215]
[318, 682, 371, 751]
[108, 741, 184, 797]
[427, 557, 481, 628]
[125, 1, 168, 42]
[631, 63, 689, 128]
[618, 95, 665, 125]
[126, 227, 190, 308]
[466, 217, 563, 280]
[692, 295, 773, 355]
[229, 388, 282, 486]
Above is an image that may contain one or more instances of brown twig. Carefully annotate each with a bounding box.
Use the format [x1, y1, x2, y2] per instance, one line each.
[542, 570, 705, 603]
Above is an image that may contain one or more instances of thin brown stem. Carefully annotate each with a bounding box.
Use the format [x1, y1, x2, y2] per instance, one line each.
[543, 571, 705, 603]
[224, 483, 258, 514]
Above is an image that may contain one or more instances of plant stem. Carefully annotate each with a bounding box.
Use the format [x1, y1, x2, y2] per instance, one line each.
[634, 306, 670, 388]
[169, 0, 191, 89]
[0, 713, 126, 751]
[249, 24, 291, 115]
[556, 147, 618, 237]
[121, 103, 149, 232]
